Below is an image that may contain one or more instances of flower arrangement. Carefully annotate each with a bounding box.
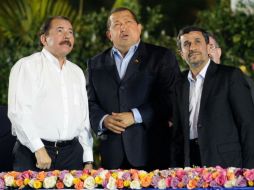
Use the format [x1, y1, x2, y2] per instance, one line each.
[1, 166, 254, 189]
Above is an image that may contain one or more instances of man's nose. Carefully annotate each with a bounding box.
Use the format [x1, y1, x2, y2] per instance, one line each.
[189, 43, 196, 50]
[120, 23, 126, 31]
[64, 31, 71, 39]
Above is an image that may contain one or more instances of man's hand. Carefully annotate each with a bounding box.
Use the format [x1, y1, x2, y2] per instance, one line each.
[112, 112, 135, 127]
[35, 147, 52, 170]
[84, 163, 93, 170]
[103, 112, 135, 134]
[103, 115, 126, 134]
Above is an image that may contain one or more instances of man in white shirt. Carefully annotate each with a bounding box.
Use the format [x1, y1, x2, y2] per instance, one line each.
[8, 16, 93, 171]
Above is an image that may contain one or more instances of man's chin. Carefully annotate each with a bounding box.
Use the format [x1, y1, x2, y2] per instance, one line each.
[188, 60, 203, 68]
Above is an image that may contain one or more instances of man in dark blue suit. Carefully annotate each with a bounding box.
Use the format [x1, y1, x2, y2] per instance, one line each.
[87, 7, 180, 170]
[171, 26, 254, 168]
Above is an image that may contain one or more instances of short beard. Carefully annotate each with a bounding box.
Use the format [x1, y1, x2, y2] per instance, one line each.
[188, 60, 204, 69]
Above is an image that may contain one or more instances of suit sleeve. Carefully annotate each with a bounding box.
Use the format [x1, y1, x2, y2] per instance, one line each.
[155, 49, 181, 119]
[229, 69, 254, 168]
[86, 59, 107, 135]
[137, 49, 180, 128]
[170, 85, 185, 167]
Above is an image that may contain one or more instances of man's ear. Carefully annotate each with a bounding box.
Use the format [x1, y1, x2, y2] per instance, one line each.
[106, 31, 112, 41]
[207, 43, 211, 55]
[138, 23, 142, 34]
[40, 34, 47, 46]
[218, 47, 222, 59]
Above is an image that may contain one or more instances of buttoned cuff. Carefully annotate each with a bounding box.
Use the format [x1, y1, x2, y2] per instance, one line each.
[131, 108, 143, 124]
[98, 114, 108, 135]
[29, 138, 44, 153]
[83, 149, 94, 162]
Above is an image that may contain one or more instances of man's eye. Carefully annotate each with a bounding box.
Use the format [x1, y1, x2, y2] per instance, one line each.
[57, 28, 63, 32]
[113, 22, 120, 26]
[184, 43, 189, 47]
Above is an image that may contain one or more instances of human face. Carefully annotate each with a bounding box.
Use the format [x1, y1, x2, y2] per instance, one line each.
[107, 10, 142, 55]
[209, 36, 222, 64]
[180, 31, 210, 70]
[41, 18, 74, 60]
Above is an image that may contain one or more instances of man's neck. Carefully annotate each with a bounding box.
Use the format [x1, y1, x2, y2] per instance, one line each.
[51, 53, 66, 69]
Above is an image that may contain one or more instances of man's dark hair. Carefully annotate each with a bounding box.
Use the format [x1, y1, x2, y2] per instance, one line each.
[177, 26, 209, 50]
[38, 16, 71, 46]
[107, 7, 139, 29]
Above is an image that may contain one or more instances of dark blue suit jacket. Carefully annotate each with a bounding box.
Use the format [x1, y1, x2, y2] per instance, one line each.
[172, 61, 254, 168]
[87, 42, 180, 169]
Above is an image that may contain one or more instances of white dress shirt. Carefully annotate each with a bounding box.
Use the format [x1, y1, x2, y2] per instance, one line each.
[188, 60, 210, 139]
[8, 48, 93, 162]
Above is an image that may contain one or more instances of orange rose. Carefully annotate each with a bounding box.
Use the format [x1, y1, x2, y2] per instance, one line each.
[187, 179, 197, 189]
[74, 181, 84, 190]
[52, 170, 60, 176]
[56, 181, 64, 189]
[140, 175, 152, 187]
[177, 181, 184, 188]
[116, 179, 124, 188]
[36, 171, 46, 181]
[15, 179, 24, 187]
[203, 182, 209, 188]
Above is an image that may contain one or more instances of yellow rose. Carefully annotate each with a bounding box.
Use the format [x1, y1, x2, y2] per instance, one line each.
[124, 180, 130, 187]
[112, 172, 118, 179]
[248, 181, 254, 186]
[33, 180, 42, 189]
[24, 178, 30, 185]
[95, 176, 103, 185]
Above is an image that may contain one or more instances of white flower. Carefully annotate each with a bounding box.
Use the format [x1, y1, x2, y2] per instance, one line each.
[63, 173, 74, 187]
[99, 169, 109, 180]
[158, 179, 167, 189]
[130, 180, 141, 189]
[28, 179, 35, 188]
[184, 167, 192, 171]
[106, 176, 117, 190]
[43, 176, 57, 188]
[224, 179, 236, 188]
[84, 176, 96, 189]
[4, 175, 14, 186]
[117, 171, 124, 179]
[227, 167, 237, 173]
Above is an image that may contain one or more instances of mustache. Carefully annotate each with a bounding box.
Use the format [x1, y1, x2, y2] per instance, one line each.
[188, 51, 200, 57]
[59, 40, 72, 47]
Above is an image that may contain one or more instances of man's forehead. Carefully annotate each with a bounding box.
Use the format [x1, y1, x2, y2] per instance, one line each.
[209, 36, 216, 44]
[51, 19, 72, 28]
[181, 31, 204, 41]
[110, 11, 133, 20]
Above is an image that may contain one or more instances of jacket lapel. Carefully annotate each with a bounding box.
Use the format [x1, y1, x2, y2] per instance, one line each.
[199, 61, 218, 121]
[104, 50, 121, 84]
[121, 42, 145, 83]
